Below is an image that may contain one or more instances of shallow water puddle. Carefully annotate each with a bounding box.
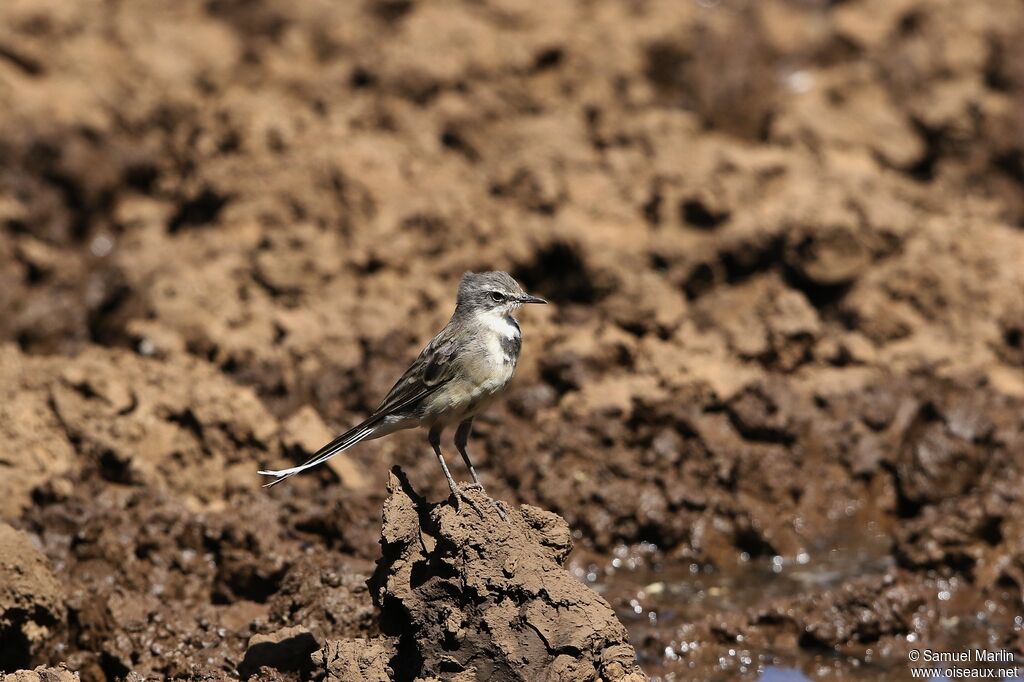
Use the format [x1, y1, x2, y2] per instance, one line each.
[576, 515, 1022, 681]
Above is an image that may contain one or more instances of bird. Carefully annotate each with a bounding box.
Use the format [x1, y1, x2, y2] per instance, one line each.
[258, 271, 546, 515]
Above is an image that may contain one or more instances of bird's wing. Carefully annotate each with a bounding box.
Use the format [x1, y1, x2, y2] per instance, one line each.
[259, 326, 461, 487]
[372, 325, 460, 417]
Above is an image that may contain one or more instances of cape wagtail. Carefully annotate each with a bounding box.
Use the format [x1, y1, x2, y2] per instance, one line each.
[258, 271, 546, 514]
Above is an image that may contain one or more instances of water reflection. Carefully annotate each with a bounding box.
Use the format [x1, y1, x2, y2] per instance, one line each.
[758, 669, 811, 682]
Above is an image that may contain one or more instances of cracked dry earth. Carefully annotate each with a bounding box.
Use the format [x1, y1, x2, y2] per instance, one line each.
[2, 0, 1024, 680]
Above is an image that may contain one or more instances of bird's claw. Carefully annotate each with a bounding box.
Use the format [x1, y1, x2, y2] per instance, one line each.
[450, 483, 508, 521]
[452, 487, 486, 518]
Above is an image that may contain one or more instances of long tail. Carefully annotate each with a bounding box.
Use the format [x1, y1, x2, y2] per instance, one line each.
[258, 418, 378, 488]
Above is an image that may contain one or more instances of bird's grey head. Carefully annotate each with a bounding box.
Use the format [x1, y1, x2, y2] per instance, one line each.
[455, 271, 547, 316]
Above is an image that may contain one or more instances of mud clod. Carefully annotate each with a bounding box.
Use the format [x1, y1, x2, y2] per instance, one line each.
[0, 525, 65, 671]
[1, 665, 78, 682]
[237, 625, 318, 679]
[371, 469, 645, 682]
[313, 638, 395, 682]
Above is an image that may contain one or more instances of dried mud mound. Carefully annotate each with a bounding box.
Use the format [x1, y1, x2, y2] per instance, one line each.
[0, 525, 65, 672]
[369, 470, 644, 682]
[2, 0, 1024, 679]
[2, 667, 78, 682]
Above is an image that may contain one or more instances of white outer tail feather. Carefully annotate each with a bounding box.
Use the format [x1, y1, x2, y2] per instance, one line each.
[258, 424, 376, 487]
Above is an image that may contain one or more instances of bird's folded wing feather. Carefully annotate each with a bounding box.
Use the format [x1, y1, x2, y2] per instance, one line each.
[258, 327, 461, 485]
[372, 326, 460, 417]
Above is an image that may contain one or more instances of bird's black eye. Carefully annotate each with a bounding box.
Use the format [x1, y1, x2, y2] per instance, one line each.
[490, 291, 504, 302]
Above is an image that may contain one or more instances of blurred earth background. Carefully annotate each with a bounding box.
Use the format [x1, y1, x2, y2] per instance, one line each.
[1, 0, 1024, 679]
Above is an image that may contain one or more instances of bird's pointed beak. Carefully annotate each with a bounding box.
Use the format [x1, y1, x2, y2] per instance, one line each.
[518, 294, 548, 305]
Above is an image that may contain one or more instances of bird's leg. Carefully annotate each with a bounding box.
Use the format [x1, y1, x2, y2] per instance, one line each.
[455, 418, 508, 521]
[430, 426, 483, 517]
[429, 427, 460, 507]
[454, 419, 484, 491]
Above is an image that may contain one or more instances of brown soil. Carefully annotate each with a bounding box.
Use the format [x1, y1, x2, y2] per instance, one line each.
[0, 525, 65, 671]
[368, 470, 644, 681]
[1, 0, 1024, 679]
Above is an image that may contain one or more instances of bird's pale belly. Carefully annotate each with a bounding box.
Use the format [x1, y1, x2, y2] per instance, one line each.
[421, 347, 516, 426]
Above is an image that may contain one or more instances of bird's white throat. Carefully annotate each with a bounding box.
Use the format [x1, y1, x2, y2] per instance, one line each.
[477, 309, 520, 339]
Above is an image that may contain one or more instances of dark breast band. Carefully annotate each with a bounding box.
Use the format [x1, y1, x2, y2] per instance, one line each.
[501, 316, 522, 364]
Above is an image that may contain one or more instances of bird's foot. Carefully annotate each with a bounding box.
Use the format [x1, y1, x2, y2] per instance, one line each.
[452, 483, 508, 521]
[451, 487, 486, 518]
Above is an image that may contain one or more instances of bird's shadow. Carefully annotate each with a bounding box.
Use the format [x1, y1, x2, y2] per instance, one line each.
[388, 465, 438, 531]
